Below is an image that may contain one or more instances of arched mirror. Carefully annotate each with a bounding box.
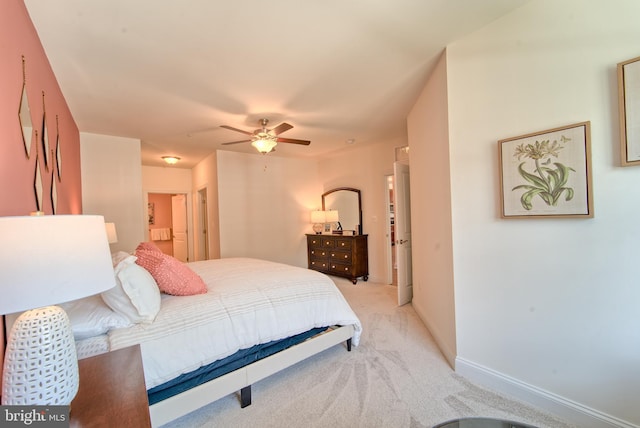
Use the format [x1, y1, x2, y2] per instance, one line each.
[322, 187, 362, 234]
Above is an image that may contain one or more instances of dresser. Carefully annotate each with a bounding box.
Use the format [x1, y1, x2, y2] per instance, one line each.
[306, 234, 368, 284]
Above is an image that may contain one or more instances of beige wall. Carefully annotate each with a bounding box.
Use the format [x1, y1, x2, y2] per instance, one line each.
[430, 0, 640, 425]
[216, 151, 322, 267]
[318, 139, 400, 284]
[407, 51, 457, 366]
[80, 132, 145, 253]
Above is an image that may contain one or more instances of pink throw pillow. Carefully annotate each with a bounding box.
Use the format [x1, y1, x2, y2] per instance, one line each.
[135, 248, 207, 296]
[136, 241, 163, 254]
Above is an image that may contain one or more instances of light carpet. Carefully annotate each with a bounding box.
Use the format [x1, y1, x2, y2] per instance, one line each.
[162, 278, 574, 428]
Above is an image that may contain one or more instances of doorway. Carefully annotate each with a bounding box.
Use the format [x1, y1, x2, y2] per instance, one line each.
[385, 175, 397, 286]
[148, 192, 189, 262]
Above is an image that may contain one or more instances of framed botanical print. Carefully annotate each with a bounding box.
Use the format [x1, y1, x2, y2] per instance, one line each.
[498, 121, 593, 219]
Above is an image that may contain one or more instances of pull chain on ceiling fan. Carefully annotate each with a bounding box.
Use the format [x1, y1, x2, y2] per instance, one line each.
[221, 118, 311, 154]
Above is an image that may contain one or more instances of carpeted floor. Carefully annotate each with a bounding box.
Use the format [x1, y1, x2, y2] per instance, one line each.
[162, 278, 575, 428]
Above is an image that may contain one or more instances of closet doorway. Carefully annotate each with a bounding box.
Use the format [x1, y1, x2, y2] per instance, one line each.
[385, 175, 397, 286]
[148, 193, 189, 262]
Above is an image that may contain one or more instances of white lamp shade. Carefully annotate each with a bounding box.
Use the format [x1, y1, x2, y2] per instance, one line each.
[310, 210, 326, 224]
[325, 210, 339, 223]
[0, 215, 116, 314]
[251, 138, 277, 153]
[105, 222, 118, 244]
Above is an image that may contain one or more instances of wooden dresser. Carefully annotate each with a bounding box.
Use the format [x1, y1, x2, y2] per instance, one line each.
[306, 234, 368, 284]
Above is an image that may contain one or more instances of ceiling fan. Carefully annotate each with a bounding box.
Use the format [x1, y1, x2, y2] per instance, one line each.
[220, 118, 311, 154]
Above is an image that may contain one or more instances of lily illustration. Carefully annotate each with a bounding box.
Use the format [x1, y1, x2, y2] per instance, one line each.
[512, 135, 574, 210]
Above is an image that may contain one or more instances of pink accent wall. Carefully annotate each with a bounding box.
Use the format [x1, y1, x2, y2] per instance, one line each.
[0, 0, 82, 216]
[0, 0, 83, 388]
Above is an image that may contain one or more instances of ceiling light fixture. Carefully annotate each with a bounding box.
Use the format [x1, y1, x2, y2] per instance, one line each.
[251, 136, 278, 154]
[162, 156, 181, 165]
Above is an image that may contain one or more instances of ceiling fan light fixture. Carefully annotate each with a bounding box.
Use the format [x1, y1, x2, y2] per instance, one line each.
[251, 138, 277, 154]
[162, 156, 181, 165]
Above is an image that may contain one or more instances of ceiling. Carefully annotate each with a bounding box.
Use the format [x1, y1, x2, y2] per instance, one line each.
[24, 0, 528, 168]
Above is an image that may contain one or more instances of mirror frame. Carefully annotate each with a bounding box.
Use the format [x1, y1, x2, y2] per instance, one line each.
[322, 187, 363, 234]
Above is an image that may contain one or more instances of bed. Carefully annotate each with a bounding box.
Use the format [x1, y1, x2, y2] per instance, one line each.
[66, 252, 362, 427]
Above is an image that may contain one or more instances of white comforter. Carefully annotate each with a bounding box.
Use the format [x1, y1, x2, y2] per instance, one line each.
[108, 258, 362, 389]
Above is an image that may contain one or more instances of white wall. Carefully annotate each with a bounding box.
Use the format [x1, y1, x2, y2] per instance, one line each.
[80, 132, 145, 253]
[192, 151, 221, 261]
[216, 151, 322, 267]
[141, 165, 195, 261]
[439, 1, 640, 426]
[407, 51, 457, 366]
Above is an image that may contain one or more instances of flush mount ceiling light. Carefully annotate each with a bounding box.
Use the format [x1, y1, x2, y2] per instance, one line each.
[162, 156, 181, 165]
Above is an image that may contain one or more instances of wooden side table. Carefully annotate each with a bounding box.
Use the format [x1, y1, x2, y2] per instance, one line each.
[70, 345, 151, 427]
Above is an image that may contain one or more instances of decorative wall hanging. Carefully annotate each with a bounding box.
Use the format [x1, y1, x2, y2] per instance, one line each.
[51, 177, 57, 215]
[498, 121, 593, 219]
[33, 145, 43, 212]
[618, 55, 640, 166]
[40, 91, 49, 171]
[18, 56, 33, 159]
[55, 115, 62, 181]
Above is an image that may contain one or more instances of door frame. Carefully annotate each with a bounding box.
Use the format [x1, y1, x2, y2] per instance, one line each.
[196, 186, 209, 261]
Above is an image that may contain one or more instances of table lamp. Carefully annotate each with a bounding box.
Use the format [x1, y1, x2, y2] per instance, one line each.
[310, 210, 326, 234]
[105, 222, 118, 244]
[0, 215, 116, 405]
[325, 210, 341, 232]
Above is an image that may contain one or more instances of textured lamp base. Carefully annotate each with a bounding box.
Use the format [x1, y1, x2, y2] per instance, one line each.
[1, 306, 79, 405]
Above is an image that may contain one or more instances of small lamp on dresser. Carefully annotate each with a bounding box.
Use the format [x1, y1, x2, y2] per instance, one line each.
[0, 215, 116, 405]
[310, 210, 326, 234]
[325, 210, 341, 233]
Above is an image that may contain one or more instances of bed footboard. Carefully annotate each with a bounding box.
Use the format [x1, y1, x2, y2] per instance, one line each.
[148, 324, 355, 427]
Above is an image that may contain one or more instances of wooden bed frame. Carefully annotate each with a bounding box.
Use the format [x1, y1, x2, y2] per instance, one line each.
[148, 324, 355, 427]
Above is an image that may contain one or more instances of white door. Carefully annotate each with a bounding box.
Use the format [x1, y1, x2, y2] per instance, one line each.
[394, 162, 413, 306]
[171, 194, 188, 262]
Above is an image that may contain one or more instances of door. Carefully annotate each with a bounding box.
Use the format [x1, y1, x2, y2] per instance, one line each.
[394, 162, 413, 305]
[171, 194, 188, 262]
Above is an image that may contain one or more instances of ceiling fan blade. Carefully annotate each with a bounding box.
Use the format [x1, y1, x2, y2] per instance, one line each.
[276, 137, 311, 145]
[271, 122, 293, 136]
[221, 139, 252, 145]
[220, 125, 253, 136]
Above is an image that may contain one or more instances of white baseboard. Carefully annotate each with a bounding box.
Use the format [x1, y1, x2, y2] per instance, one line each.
[455, 357, 638, 428]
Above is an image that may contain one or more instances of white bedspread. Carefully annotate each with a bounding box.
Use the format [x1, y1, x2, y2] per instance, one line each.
[108, 258, 362, 389]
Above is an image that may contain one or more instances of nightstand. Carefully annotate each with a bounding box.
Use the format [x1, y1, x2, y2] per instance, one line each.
[70, 345, 151, 427]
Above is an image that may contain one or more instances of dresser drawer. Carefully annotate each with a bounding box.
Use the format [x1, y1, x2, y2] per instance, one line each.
[309, 248, 328, 258]
[329, 263, 352, 275]
[308, 236, 323, 248]
[309, 259, 329, 270]
[329, 250, 351, 263]
[321, 237, 336, 248]
[334, 239, 352, 250]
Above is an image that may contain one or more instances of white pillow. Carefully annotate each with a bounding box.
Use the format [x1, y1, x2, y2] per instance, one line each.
[59, 295, 131, 340]
[101, 254, 161, 324]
